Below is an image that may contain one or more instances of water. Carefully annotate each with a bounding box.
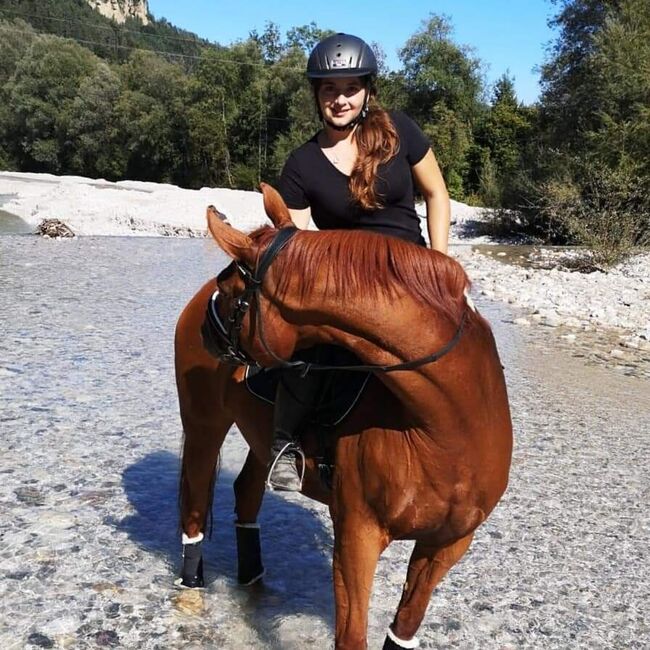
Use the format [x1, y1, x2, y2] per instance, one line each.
[0, 208, 32, 235]
[0, 236, 648, 649]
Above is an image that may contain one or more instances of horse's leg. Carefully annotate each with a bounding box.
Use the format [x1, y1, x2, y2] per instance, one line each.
[233, 448, 268, 585]
[331, 515, 388, 650]
[177, 363, 234, 587]
[383, 533, 474, 649]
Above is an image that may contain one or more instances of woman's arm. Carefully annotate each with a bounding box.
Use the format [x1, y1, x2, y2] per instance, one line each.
[412, 149, 450, 255]
[288, 207, 312, 229]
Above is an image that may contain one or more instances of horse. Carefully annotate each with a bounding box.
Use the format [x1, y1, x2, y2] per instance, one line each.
[174, 183, 512, 649]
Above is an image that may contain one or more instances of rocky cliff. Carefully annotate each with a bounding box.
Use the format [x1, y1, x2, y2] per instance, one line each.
[86, 0, 149, 25]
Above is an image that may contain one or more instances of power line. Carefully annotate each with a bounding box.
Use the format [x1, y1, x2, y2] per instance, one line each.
[0, 25, 305, 72]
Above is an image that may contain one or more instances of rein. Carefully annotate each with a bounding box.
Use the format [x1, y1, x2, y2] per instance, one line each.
[207, 227, 468, 375]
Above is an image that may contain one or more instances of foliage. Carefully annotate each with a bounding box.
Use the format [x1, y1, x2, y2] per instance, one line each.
[537, 159, 649, 265]
[398, 15, 484, 199]
[0, 0, 646, 263]
[0, 0, 207, 65]
[469, 74, 536, 207]
[528, 0, 650, 260]
[5, 34, 103, 171]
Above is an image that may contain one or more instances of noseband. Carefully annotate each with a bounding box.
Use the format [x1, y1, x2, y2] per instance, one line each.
[204, 227, 469, 374]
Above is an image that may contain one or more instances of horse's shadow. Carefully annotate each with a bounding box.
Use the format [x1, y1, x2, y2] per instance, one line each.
[114, 449, 335, 643]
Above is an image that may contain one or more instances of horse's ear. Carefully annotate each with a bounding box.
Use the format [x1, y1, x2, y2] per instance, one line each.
[260, 182, 293, 229]
[206, 205, 255, 263]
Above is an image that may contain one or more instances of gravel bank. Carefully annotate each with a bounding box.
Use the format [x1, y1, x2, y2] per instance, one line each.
[1, 236, 648, 649]
[2, 171, 648, 376]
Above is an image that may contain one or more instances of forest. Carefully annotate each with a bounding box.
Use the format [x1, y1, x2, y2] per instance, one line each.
[0, 0, 648, 263]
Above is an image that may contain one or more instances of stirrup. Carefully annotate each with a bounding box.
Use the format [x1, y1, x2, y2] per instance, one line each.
[265, 442, 306, 492]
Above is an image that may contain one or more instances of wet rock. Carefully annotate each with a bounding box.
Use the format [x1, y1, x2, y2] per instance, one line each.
[172, 589, 204, 616]
[94, 630, 119, 647]
[35, 219, 75, 238]
[15, 486, 46, 506]
[27, 632, 54, 648]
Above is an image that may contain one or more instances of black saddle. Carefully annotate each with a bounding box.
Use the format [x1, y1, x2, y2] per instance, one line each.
[245, 345, 370, 428]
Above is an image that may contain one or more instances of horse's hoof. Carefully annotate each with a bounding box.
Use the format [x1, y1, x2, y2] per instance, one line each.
[238, 568, 265, 586]
[174, 575, 205, 590]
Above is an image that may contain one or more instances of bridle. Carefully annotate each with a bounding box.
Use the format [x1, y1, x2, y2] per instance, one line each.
[205, 227, 469, 375]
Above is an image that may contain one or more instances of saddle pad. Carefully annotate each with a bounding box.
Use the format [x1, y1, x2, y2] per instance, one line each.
[244, 346, 371, 427]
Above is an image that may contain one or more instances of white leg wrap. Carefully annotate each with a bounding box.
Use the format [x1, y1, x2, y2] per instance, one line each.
[387, 627, 420, 649]
[234, 522, 260, 529]
[182, 532, 204, 545]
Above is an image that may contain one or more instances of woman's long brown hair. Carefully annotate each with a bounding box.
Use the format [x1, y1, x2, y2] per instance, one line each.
[314, 79, 400, 210]
[350, 95, 400, 210]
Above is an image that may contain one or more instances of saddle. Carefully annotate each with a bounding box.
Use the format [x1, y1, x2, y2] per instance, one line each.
[245, 345, 371, 428]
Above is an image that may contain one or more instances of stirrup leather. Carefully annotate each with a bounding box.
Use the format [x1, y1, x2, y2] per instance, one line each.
[265, 442, 306, 491]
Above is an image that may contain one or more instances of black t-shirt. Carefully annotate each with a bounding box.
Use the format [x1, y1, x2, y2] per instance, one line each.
[278, 111, 430, 245]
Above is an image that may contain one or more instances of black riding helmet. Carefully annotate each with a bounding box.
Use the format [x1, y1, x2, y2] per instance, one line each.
[307, 33, 377, 131]
[307, 33, 378, 79]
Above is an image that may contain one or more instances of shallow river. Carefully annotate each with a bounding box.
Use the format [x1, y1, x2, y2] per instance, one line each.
[1, 236, 648, 649]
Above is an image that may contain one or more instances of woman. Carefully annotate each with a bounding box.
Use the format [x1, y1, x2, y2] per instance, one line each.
[267, 33, 451, 490]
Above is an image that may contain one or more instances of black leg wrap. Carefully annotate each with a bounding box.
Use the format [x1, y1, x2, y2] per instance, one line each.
[382, 633, 419, 649]
[383, 637, 401, 650]
[236, 525, 265, 585]
[180, 541, 204, 588]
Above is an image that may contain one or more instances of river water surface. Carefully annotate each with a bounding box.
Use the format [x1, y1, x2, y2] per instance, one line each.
[1, 236, 648, 649]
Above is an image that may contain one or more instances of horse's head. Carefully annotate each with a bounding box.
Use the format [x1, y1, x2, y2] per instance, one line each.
[204, 184, 300, 366]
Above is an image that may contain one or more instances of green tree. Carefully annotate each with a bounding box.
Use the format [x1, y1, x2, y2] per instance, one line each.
[67, 62, 127, 179]
[470, 74, 534, 206]
[6, 35, 102, 172]
[117, 50, 191, 183]
[589, 0, 650, 177]
[531, 0, 650, 259]
[539, 0, 613, 151]
[398, 14, 484, 199]
[0, 18, 38, 167]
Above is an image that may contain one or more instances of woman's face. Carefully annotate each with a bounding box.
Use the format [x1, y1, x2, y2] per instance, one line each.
[317, 76, 366, 128]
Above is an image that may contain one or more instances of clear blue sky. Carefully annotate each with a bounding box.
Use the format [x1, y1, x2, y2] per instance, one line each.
[148, 0, 557, 105]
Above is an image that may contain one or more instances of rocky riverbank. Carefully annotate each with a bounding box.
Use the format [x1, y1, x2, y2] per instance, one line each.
[2, 171, 648, 376]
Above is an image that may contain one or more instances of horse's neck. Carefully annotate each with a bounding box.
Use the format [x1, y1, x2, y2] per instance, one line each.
[295, 292, 464, 427]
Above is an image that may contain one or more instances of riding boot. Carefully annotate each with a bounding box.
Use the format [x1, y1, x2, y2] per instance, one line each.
[266, 369, 322, 491]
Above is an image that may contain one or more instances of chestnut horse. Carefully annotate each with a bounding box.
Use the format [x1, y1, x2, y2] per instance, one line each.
[174, 184, 512, 649]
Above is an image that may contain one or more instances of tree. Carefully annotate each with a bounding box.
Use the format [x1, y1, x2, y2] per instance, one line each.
[531, 0, 650, 259]
[539, 0, 613, 150]
[398, 14, 485, 199]
[470, 74, 535, 206]
[117, 51, 191, 183]
[6, 35, 102, 172]
[67, 63, 127, 179]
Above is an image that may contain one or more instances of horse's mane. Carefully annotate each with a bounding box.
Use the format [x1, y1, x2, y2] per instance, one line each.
[249, 226, 470, 323]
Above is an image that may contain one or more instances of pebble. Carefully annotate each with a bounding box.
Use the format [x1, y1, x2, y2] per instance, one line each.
[1, 213, 649, 650]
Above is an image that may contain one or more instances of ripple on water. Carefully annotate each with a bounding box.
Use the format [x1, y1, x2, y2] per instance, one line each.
[1, 236, 648, 649]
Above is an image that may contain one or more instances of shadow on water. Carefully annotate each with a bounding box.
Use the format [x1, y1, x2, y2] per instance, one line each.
[115, 450, 334, 642]
[0, 208, 32, 234]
